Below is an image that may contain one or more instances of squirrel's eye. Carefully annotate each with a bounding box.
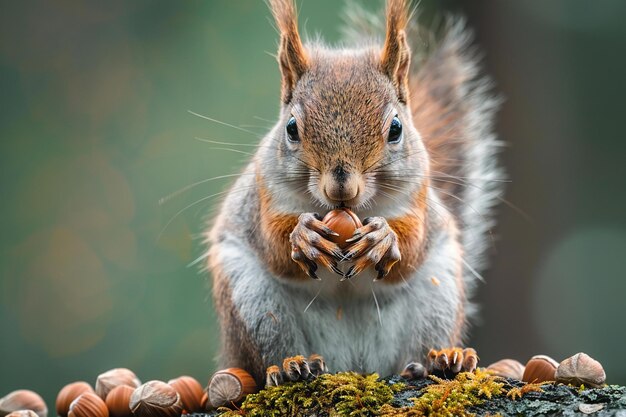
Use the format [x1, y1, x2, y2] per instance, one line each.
[286, 116, 300, 143]
[387, 116, 402, 144]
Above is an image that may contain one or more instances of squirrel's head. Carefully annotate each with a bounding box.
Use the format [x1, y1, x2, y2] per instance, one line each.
[265, 0, 428, 211]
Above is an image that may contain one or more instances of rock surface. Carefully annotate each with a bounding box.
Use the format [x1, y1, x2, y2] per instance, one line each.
[187, 372, 626, 417]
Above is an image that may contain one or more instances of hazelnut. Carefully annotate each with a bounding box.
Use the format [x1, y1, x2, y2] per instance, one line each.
[0, 390, 48, 417]
[167, 376, 203, 413]
[68, 393, 108, 417]
[322, 208, 362, 249]
[486, 359, 526, 380]
[555, 352, 606, 388]
[95, 369, 141, 401]
[129, 381, 182, 417]
[206, 368, 257, 409]
[105, 386, 134, 417]
[56, 382, 94, 417]
[200, 393, 208, 411]
[6, 411, 39, 417]
[522, 355, 558, 383]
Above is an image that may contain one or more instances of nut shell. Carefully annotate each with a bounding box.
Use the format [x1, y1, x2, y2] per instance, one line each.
[522, 355, 558, 383]
[206, 368, 257, 408]
[0, 390, 48, 417]
[200, 393, 208, 411]
[322, 209, 362, 249]
[555, 352, 606, 388]
[129, 381, 182, 417]
[486, 359, 526, 380]
[6, 411, 39, 417]
[95, 369, 141, 401]
[56, 382, 94, 417]
[105, 385, 134, 417]
[167, 376, 203, 413]
[68, 393, 108, 417]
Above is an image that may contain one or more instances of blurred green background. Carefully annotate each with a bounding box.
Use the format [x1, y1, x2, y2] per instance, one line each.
[2, 0, 626, 408]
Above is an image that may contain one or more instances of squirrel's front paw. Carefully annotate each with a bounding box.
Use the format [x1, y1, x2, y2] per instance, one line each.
[290, 213, 344, 279]
[343, 216, 401, 280]
[265, 354, 328, 387]
[426, 347, 479, 378]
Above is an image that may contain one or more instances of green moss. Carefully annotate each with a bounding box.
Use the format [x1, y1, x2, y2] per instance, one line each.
[217, 368, 555, 416]
[220, 372, 404, 417]
[380, 368, 506, 417]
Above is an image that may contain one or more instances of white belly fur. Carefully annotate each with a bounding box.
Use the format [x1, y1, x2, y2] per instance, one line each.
[223, 225, 461, 377]
[282, 227, 462, 376]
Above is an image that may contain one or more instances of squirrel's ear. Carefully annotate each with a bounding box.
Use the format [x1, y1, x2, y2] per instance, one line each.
[269, 0, 308, 103]
[381, 0, 411, 103]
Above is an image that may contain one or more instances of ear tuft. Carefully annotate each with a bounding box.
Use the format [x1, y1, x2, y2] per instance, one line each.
[269, 0, 308, 103]
[381, 0, 411, 103]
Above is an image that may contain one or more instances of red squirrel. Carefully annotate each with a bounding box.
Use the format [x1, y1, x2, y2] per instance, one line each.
[207, 0, 503, 386]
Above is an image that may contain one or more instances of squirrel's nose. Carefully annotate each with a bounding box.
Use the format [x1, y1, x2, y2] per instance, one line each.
[324, 182, 358, 203]
[322, 166, 359, 203]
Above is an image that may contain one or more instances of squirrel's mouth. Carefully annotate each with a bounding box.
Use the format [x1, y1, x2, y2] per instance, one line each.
[324, 195, 363, 211]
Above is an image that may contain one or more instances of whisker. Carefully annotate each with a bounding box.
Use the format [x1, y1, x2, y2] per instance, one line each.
[194, 137, 264, 147]
[188, 110, 261, 137]
[253, 115, 276, 124]
[187, 251, 210, 268]
[159, 172, 253, 206]
[207, 147, 255, 157]
[303, 286, 322, 313]
[370, 282, 383, 327]
[157, 187, 249, 243]
[377, 173, 530, 223]
[462, 257, 485, 283]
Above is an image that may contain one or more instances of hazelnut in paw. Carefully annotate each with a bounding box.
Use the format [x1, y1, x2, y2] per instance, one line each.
[426, 347, 479, 378]
[343, 216, 401, 280]
[265, 354, 328, 387]
[290, 213, 344, 279]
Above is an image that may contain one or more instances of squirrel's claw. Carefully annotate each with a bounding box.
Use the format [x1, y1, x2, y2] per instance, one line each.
[283, 355, 311, 381]
[290, 213, 344, 278]
[342, 216, 401, 280]
[425, 347, 479, 378]
[308, 353, 328, 376]
[265, 354, 327, 388]
[266, 365, 283, 387]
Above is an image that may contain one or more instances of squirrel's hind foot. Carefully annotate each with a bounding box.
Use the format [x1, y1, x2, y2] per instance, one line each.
[265, 354, 328, 387]
[426, 347, 479, 378]
[402, 347, 479, 380]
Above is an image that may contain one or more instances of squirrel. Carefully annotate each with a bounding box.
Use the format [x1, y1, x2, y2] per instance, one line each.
[206, 0, 503, 387]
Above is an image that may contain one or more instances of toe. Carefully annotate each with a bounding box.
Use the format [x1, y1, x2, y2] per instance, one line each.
[462, 348, 479, 372]
[282, 355, 311, 381]
[266, 365, 283, 387]
[308, 354, 328, 376]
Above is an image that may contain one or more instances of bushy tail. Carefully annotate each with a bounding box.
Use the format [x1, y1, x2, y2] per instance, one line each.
[342, 5, 505, 289]
[410, 19, 504, 285]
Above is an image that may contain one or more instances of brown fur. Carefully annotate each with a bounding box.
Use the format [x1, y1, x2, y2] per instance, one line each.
[257, 175, 308, 280]
[382, 182, 430, 284]
[381, 0, 411, 102]
[411, 35, 475, 214]
[269, 0, 308, 103]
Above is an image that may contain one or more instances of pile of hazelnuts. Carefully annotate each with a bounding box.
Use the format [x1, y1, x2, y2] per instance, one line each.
[0, 367, 256, 417]
[487, 352, 606, 388]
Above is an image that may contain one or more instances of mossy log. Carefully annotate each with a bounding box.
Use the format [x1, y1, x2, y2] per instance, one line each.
[189, 369, 626, 417]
